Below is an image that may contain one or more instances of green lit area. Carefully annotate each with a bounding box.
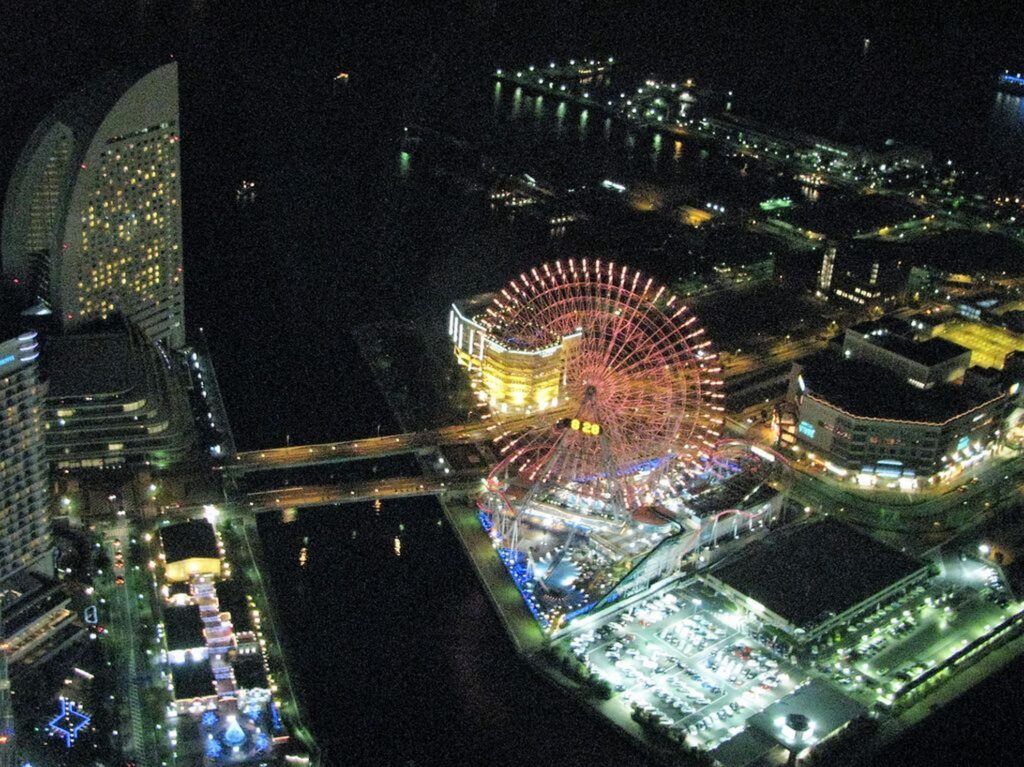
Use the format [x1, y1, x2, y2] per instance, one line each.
[758, 196, 794, 211]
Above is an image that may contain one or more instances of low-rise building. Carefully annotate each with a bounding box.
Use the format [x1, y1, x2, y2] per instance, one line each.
[787, 319, 1012, 486]
[42, 319, 194, 469]
[160, 519, 221, 582]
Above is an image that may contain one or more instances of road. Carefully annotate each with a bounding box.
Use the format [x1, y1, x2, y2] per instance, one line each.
[787, 452, 1024, 553]
[242, 474, 485, 511]
[720, 336, 825, 378]
[223, 408, 567, 474]
[102, 526, 157, 766]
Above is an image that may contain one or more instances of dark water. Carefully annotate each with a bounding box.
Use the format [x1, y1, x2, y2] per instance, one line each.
[3, 2, 1024, 764]
[256, 500, 651, 766]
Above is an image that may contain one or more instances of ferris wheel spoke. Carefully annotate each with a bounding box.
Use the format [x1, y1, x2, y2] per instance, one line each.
[484, 260, 721, 517]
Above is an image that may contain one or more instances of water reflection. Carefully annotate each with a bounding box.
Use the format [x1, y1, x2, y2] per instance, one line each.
[578, 108, 588, 142]
[511, 87, 522, 118]
[801, 183, 820, 202]
[649, 132, 661, 170]
[986, 92, 1024, 173]
[398, 150, 411, 178]
[555, 100, 566, 134]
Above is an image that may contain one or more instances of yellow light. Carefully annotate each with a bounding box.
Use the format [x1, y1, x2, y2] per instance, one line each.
[571, 418, 581, 431]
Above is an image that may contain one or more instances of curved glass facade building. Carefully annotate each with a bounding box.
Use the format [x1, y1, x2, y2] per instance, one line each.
[1, 63, 185, 348]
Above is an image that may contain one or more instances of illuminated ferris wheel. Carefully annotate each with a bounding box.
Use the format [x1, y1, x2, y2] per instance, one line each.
[482, 259, 724, 532]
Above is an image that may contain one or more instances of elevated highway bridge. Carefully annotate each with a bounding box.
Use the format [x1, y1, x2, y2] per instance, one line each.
[219, 409, 568, 474]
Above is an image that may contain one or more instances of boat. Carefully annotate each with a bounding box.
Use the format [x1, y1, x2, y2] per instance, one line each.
[996, 70, 1024, 96]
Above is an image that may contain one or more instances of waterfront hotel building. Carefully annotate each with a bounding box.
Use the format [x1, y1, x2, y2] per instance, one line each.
[449, 294, 569, 415]
[1, 63, 185, 348]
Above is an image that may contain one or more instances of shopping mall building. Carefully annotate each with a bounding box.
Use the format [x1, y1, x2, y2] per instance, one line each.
[785, 318, 1021, 489]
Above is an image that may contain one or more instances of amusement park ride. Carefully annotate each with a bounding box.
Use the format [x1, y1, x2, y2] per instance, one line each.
[473, 260, 779, 631]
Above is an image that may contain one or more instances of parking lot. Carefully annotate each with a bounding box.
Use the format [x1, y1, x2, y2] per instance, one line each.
[812, 553, 1020, 707]
[561, 580, 807, 750]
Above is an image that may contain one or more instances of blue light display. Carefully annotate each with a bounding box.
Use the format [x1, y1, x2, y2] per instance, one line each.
[798, 420, 816, 439]
[205, 737, 223, 759]
[255, 732, 271, 753]
[1000, 73, 1024, 86]
[224, 717, 246, 747]
[498, 548, 549, 628]
[269, 702, 284, 733]
[957, 435, 970, 452]
[47, 698, 91, 748]
[0, 355, 15, 368]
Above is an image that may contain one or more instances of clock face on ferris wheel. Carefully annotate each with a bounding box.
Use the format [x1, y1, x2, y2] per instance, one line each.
[482, 259, 724, 497]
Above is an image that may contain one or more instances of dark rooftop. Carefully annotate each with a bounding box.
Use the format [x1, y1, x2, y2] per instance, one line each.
[171, 659, 214, 701]
[799, 350, 994, 423]
[160, 519, 219, 564]
[452, 292, 496, 319]
[45, 331, 141, 399]
[848, 323, 969, 368]
[215, 579, 253, 634]
[714, 519, 925, 630]
[165, 604, 205, 651]
[748, 680, 867, 747]
[233, 655, 269, 691]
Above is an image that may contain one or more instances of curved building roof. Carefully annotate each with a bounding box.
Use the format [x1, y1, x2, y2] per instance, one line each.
[1, 62, 184, 348]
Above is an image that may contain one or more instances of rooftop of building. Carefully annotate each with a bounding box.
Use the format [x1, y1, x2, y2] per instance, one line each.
[452, 293, 496, 321]
[847, 325, 970, 367]
[747, 680, 867, 751]
[798, 350, 996, 423]
[233, 655, 269, 691]
[214, 579, 253, 634]
[171, 659, 214, 701]
[22, 63, 177, 155]
[713, 519, 925, 630]
[164, 604, 205, 651]
[687, 473, 778, 519]
[781, 196, 920, 238]
[907, 312, 947, 329]
[44, 330, 143, 399]
[160, 519, 219, 564]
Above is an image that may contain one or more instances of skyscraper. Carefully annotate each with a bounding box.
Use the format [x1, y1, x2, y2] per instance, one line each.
[0, 332, 50, 582]
[1, 62, 185, 348]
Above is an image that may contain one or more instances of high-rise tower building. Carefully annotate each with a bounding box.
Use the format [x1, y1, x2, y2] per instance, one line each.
[0, 332, 50, 582]
[1, 62, 185, 348]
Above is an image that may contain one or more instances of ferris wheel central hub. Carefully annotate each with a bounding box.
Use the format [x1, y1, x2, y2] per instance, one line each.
[482, 258, 723, 527]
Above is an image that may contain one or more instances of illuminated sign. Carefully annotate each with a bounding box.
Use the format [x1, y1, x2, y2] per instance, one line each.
[0, 355, 15, 368]
[570, 418, 601, 436]
[798, 420, 816, 439]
